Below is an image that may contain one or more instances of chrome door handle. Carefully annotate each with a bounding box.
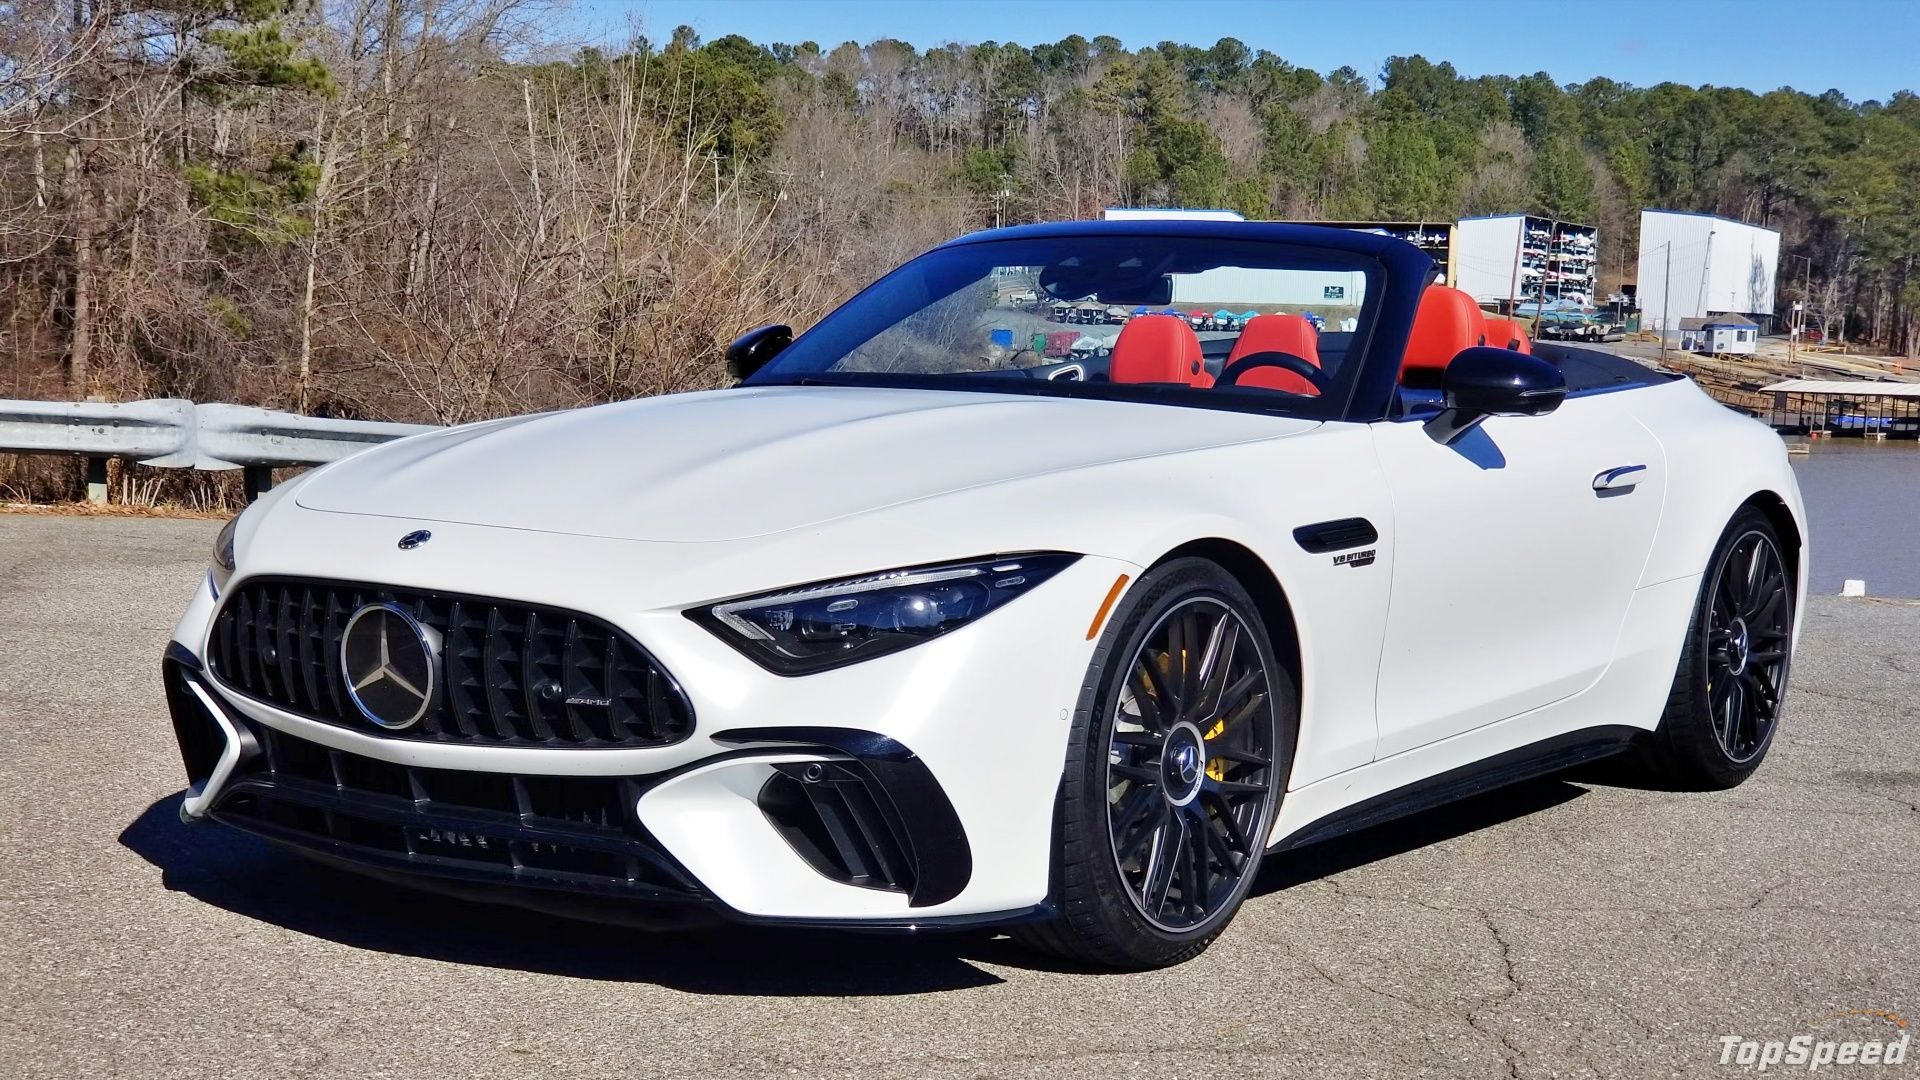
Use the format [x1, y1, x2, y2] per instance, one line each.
[1593, 464, 1647, 491]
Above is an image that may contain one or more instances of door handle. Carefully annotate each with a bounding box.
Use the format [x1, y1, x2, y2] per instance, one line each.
[1592, 464, 1647, 491]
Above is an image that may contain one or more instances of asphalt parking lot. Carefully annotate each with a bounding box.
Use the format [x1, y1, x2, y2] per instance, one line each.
[2, 514, 1915, 1079]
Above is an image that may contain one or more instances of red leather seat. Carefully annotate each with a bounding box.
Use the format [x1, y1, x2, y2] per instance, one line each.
[1482, 315, 1531, 354]
[1109, 315, 1213, 388]
[1226, 314, 1321, 395]
[1403, 286, 1486, 386]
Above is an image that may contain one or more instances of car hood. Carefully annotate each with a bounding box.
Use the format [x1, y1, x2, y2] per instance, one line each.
[294, 385, 1318, 543]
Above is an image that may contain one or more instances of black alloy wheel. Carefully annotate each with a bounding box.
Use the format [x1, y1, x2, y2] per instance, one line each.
[1638, 507, 1795, 790]
[1014, 558, 1294, 969]
[1705, 528, 1792, 763]
[1106, 597, 1276, 931]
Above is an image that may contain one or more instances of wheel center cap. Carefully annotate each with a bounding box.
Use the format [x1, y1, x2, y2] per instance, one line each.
[1161, 722, 1206, 806]
[1727, 618, 1750, 675]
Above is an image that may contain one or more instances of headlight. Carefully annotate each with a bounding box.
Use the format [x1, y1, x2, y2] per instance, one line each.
[687, 553, 1080, 675]
[210, 513, 241, 595]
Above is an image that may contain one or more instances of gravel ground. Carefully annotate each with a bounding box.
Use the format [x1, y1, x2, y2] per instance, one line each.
[1, 514, 1914, 1079]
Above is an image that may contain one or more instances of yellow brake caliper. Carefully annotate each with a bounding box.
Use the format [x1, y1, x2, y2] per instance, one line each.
[1164, 649, 1229, 780]
[1204, 716, 1227, 781]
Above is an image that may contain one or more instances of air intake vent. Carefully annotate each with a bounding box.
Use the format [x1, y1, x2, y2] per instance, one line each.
[757, 761, 916, 894]
[213, 721, 703, 899]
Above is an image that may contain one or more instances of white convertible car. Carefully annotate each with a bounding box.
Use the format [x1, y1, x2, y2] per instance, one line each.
[163, 222, 1805, 969]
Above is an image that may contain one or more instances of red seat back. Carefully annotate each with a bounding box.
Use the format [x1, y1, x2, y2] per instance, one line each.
[1227, 314, 1322, 394]
[1109, 315, 1212, 387]
[1482, 316, 1531, 354]
[1403, 286, 1486, 385]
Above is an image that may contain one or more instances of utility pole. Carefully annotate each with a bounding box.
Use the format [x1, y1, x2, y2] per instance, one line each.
[1506, 215, 1524, 317]
[1658, 240, 1673, 366]
[1783, 253, 1813, 370]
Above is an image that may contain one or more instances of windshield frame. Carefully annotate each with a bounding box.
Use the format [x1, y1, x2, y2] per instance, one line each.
[745, 220, 1435, 423]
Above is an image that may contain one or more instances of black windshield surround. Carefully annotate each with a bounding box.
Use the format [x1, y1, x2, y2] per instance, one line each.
[746, 221, 1435, 423]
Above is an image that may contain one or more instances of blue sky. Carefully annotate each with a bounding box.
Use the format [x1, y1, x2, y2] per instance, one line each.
[575, 0, 1917, 102]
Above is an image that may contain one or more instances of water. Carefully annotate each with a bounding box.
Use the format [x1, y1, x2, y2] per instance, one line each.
[1789, 440, 1920, 598]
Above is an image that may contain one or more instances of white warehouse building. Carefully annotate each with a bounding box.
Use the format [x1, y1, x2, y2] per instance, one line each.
[1637, 210, 1779, 337]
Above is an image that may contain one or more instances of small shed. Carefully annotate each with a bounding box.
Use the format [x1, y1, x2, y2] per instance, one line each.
[1679, 313, 1760, 354]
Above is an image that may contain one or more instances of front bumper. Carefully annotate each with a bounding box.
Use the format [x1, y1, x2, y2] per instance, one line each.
[164, 549, 1137, 927]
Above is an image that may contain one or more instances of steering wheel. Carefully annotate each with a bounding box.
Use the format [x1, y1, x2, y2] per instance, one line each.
[1216, 351, 1330, 395]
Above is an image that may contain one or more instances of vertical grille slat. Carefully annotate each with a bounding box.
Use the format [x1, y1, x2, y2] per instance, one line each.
[520, 611, 556, 743]
[444, 601, 480, 739]
[208, 578, 692, 749]
[560, 618, 590, 742]
[274, 585, 301, 709]
[294, 585, 321, 715]
[321, 590, 348, 718]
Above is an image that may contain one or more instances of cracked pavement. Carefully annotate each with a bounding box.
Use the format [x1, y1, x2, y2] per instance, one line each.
[1, 514, 1915, 1079]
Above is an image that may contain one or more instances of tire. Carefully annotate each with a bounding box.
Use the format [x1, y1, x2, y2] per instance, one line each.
[1635, 507, 1795, 790]
[1014, 558, 1297, 969]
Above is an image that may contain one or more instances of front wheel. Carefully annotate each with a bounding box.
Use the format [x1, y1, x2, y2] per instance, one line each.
[1636, 508, 1795, 789]
[1014, 559, 1296, 969]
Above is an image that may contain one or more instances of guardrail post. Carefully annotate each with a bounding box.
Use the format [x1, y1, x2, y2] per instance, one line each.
[86, 457, 108, 505]
[243, 466, 274, 502]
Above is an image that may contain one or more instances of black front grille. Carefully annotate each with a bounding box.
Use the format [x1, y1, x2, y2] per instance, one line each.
[208, 577, 694, 748]
[213, 721, 703, 899]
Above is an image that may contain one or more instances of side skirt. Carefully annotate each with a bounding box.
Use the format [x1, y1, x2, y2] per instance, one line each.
[1268, 725, 1641, 853]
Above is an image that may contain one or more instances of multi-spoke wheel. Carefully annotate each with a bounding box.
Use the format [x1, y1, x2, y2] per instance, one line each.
[1014, 558, 1294, 969]
[1705, 528, 1792, 763]
[1638, 508, 1796, 789]
[1106, 598, 1274, 931]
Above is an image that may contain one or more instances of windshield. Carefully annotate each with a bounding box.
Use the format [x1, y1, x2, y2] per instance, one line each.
[749, 235, 1383, 417]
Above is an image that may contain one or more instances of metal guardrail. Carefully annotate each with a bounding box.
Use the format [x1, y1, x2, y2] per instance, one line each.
[0, 398, 439, 502]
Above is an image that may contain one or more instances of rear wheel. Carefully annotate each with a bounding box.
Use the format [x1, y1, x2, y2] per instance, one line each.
[1637, 508, 1794, 789]
[1015, 559, 1295, 969]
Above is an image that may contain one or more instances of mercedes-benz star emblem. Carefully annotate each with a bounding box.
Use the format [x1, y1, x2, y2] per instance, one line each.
[1174, 745, 1200, 786]
[340, 603, 442, 730]
[397, 530, 432, 550]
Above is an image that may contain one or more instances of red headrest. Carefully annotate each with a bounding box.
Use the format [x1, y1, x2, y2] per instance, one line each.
[1482, 316, 1531, 354]
[1110, 315, 1212, 387]
[1227, 314, 1321, 395]
[1403, 287, 1486, 379]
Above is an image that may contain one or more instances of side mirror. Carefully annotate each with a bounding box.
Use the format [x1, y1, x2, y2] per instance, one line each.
[726, 324, 792, 381]
[1424, 346, 1567, 445]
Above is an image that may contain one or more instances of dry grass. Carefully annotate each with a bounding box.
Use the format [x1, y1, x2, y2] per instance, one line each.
[0, 501, 227, 520]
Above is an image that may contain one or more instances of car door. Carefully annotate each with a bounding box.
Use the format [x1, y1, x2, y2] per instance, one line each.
[1366, 393, 1666, 759]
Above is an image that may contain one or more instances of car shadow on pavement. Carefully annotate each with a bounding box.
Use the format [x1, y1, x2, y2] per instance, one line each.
[1251, 776, 1590, 894]
[120, 780, 1589, 990]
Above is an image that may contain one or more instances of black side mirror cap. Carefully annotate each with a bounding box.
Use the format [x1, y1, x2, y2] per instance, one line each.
[726, 324, 793, 382]
[1424, 346, 1567, 445]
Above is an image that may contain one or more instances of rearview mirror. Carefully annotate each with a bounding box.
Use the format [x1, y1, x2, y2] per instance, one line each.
[726, 324, 792, 381]
[1424, 346, 1567, 445]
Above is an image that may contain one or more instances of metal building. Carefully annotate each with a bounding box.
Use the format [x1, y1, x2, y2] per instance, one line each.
[1637, 210, 1779, 337]
[1453, 214, 1599, 308]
